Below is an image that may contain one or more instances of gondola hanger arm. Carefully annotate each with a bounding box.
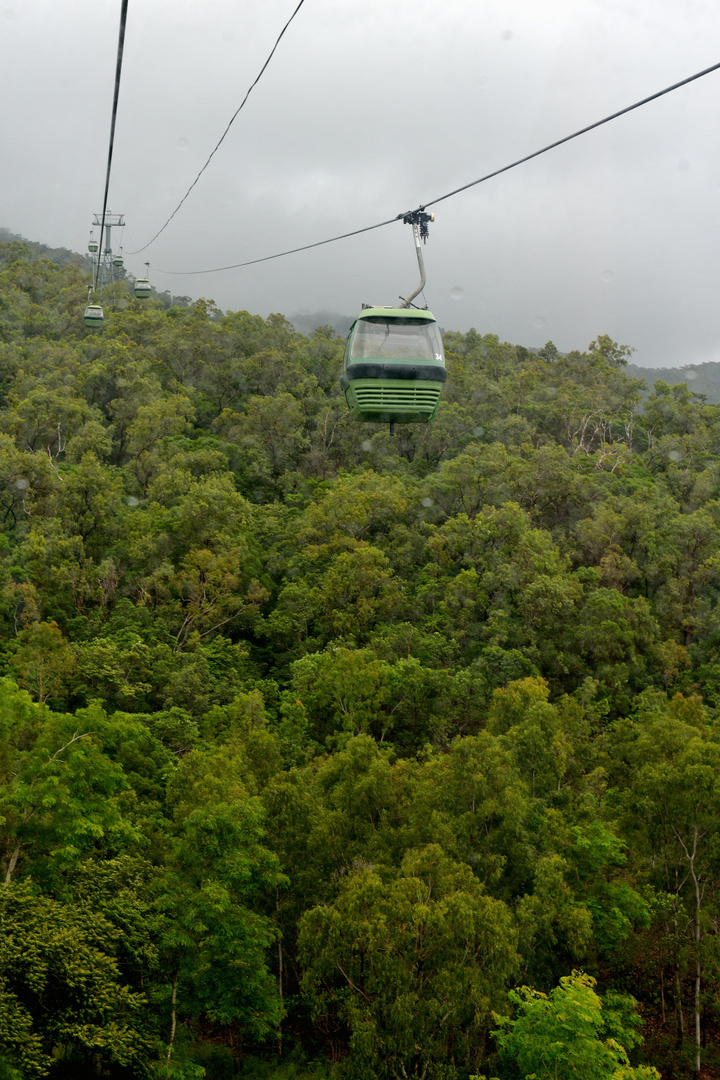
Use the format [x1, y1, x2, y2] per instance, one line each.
[398, 210, 434, 309]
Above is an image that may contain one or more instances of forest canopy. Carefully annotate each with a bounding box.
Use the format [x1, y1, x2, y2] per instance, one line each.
[0, 240, 718, 1080]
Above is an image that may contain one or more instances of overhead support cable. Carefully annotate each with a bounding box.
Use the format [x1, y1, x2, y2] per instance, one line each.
[151, 57, 720, 278]
[95, 0, 129, 290]
[127, 0, 307, 255]
[416, 57, 720, 212]
[152, 216, 399, 275]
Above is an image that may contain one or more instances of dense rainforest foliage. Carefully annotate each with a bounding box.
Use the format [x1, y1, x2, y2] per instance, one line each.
[1, 239, 720, 1080]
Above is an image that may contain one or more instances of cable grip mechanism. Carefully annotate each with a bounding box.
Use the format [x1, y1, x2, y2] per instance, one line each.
[402, 209, 435, 243]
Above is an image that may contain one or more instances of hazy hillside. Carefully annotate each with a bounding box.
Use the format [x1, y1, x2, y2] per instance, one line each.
[0, 226, 95, 272]
[627, 359, 720, 403]
[289, 309, 354, 337]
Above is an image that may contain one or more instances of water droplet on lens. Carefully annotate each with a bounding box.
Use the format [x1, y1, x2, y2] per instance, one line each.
[533, 316, 546, 329]
[421, 497, 434, 508]
[450, 286, 464, 301]
[546, 387, 557, 397]
[473, 426, 485, 436]
[127, 496, 140, 507]
[177, 137, 189, 150]
[601, 270, 614, 282]
[668, 450, 682, 462]
[501, 29, 513, 40]
[14, 478, 27, 490]
[361, 440, 373, 451]
[685, 369, 697, 380]
[678, 159, 690, 172]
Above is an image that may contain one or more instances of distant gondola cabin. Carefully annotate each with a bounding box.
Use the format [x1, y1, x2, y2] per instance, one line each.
[134, 278, 151, 299]
[340, 307, 446, 424]
[83, 304, 104, 330]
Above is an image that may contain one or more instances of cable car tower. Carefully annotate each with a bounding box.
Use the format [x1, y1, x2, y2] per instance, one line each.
[89, 210, 125, 292]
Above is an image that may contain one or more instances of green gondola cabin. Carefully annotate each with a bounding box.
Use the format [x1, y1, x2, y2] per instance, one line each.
[83, 304, 104, 330]
[340, 307, 446, 424]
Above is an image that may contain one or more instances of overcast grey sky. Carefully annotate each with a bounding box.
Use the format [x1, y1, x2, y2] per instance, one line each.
[1, 0, 720, 367]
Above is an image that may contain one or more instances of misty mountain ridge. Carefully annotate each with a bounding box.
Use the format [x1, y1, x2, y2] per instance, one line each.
[0, 226, 95, 272]
[626, 361, 720, 403]
[289, 310, 355, 337]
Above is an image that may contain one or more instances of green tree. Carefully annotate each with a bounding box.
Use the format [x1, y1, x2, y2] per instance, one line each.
[299, 844, 517, 1080]
[6, 620, 76, 703]
[0, 879, 150, 1078]
[158, 744, 285, 1058]
[608, 697, 720, 1073]
[492, 971, 658, 1080]
[0, 689, 136, 886]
